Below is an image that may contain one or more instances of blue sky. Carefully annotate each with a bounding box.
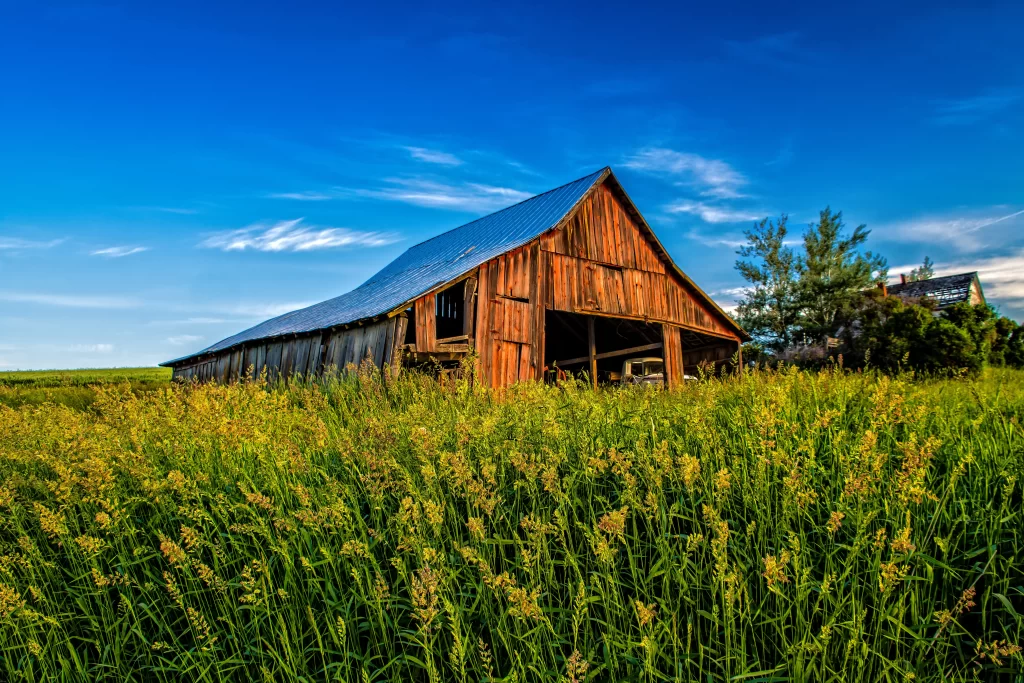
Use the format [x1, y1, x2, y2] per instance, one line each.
[2, 1, 1023, 369]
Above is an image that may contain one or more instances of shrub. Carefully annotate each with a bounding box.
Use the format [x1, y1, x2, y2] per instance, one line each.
[833, 293, 1023, 374]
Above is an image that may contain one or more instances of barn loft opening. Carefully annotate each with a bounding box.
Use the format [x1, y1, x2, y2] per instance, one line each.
[543, 310, 664, 384]
[435, 281, 467, 340]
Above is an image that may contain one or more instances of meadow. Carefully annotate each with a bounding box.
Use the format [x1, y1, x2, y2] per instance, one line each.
[0, 367, 172, 410]
[0, 364, 1021, 681]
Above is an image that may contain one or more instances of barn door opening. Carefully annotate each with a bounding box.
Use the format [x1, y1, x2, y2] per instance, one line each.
[543, 310, 664, 386]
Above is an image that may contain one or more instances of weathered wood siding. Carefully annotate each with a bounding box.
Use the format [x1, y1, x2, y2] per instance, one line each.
[414, 293, 437, 353]
[539, 184, 731, 336]
[473, 244, 542, 387]
[171, 316, 407, 383]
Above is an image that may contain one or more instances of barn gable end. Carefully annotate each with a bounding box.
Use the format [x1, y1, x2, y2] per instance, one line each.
[465, 176, 746, 388]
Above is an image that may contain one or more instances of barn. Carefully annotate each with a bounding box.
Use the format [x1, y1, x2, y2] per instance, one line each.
[161, 167, 749, 388]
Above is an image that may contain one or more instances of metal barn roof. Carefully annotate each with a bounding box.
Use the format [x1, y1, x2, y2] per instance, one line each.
[163, 168, 608, 365]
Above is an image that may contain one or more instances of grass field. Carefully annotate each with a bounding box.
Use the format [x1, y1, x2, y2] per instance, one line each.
[0, 365, 1021, 681]
[0, 367, 172, 410]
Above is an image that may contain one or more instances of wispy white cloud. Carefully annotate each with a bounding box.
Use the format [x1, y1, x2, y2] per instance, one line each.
[91, 246, 149, 258]
[153, 207, 200, 215]
[167, 334, 203, 346]
[353, 178, 533, 212]
[933, 88, 1021, 126]
[0, 237, 65, 250]
[266, 190, 340, 201]
[147, 317, 241, 326]
[668, 201, 764, 224]
[877, 208, 1024, 252]
[218, 302, 317, 318]
[623, 147, 749, 199]
[67, 344, 114, 353]
[200, 218, 398, 252]
[724, 31, 810, 69]
[0, 292, 140, 309]
[405, 146, 463, 166]
[684, 229, 748, 248]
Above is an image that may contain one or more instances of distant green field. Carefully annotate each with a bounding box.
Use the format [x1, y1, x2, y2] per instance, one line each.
[0, 366, 172, 409]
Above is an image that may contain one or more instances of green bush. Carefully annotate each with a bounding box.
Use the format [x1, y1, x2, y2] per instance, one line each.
[835, 294, 1024, 374]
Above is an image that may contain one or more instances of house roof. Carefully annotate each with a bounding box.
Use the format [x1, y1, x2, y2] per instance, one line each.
[163, 167, 748, 367]
[888, 271, 983, 309]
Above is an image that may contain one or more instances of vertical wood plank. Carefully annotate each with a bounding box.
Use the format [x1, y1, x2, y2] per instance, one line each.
[588, 316, 597, 390]
[390, 317, 408, 377]
[463, 276, 477, 340]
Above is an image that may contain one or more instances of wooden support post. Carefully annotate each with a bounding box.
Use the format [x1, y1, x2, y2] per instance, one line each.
[737, 340, 744, 376]
[587, 316, 597, 390]
[463, 277, 477, 342]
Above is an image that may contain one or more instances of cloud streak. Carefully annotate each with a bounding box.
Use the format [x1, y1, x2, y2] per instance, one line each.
[877, 208, 1024, 252]
[668, 201, 765, 224]
[0, 292, 140, 309]
[724, 31, 810, 69]
[0, 237, 64, 250]
[167, 334, 203, 346]
[266, 191, 339, 201]
[933, 88, 1021, 126]
[353, 178, 533, 212]
[405, 146, 463, 166]
[91, 246, 149, 258]
[200, 219, 398, 252]
[623, 148, 749, 199]
[67, 343, 114, 353]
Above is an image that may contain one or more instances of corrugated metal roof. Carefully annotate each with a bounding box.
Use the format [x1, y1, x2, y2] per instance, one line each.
[163, 168, 608, 365]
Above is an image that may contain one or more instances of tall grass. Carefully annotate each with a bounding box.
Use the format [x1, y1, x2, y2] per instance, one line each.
[0, 365, 1021, 681]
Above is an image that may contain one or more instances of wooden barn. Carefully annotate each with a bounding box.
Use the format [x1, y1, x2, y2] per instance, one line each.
[162, 168, 749, 388]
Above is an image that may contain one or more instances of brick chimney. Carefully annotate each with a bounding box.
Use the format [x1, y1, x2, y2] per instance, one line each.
[877, 281, 888, 297]
[900, 273, 907, 285]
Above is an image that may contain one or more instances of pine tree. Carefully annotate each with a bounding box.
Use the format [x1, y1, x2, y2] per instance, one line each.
[734, 215, 801, 351]
[907, 256, 935, 282]
[797, 208, 888, 342]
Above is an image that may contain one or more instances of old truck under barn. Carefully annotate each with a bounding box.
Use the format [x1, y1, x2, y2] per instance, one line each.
[161, 167, 749, 388]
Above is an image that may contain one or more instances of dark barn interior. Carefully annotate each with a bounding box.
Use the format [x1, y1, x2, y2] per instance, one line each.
[544, 311, 664, 383]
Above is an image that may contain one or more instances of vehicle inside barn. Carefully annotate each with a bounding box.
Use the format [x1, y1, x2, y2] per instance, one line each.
[162, 167, 748, 387]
